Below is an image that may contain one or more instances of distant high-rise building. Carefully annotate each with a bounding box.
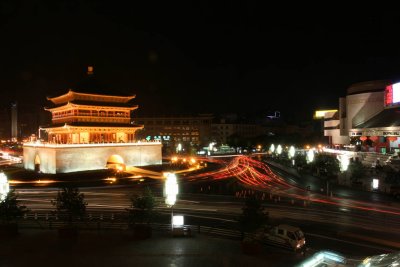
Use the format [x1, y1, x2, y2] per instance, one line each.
[11, 102, 18, 140]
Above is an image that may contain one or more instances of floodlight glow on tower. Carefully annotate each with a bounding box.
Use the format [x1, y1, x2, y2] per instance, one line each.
[164, 173, 178, 206]
[0, 173, 10, 202]
[288, 146, 295, 159]
[276, 144, 282, 155]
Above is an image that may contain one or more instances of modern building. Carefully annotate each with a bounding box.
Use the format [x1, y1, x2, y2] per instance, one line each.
[315, 109, 347, 145]
[211, 120, 264, 145]
[23, 68, 162, 173]
[135, 114, 213, 154]
[324, 79, 400, 153]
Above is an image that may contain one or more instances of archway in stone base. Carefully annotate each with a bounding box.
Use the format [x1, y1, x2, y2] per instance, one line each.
[34, 154, 41, 173]
[106, 154, 126, 172]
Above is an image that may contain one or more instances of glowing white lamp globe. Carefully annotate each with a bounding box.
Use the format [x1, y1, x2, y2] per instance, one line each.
[276, 144, 282, 155]
[288, 146, 295, 159]
[269, 144, 275, 153]
[165, 173, 179, 206]
[0, 173, 10, 202]
[307, 149, 314, 163]
[338, 154, 350, 172]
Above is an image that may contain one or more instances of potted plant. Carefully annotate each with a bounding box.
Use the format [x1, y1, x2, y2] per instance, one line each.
[126, 187, 156, 239]
[0, 189, 29, 237]
[238, 195, 268, 255]
[51, 186, 87, 240]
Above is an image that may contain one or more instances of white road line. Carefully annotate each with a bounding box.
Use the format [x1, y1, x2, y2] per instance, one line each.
[307, 233, 395, 252]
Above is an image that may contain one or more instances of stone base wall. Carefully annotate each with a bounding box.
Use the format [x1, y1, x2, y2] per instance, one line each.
[23, 143, 162, 174]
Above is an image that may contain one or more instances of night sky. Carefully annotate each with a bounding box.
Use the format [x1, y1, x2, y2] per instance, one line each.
[2, 1, 400, 121]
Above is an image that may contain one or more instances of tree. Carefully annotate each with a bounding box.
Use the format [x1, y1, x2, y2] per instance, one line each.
[294, 153, 307, 170]
[126, 187, 156, 225]
[239, 195, 268, 234]
[0, 189, 29, 225]
[348, 160, 366, 183]
[52, 187, 87, 226]
[314, 154, 340, 178]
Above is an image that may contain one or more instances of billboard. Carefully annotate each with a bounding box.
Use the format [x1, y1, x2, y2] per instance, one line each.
[313, 110, 338, 119]
[385, 82, 400, 106]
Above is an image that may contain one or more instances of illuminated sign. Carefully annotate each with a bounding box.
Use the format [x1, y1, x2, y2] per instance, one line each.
[172, 215, 184, 226]
[385, 82, 400, 107]
[394, 83, 400, 104]
[372, 179, 379, 190]
[314, 110, 338, 119]
[146, 135, 170, 141]
[383, 131, 400, 136]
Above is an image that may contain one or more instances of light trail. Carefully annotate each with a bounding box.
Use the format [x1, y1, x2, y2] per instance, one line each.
[185, 155, 400, 216]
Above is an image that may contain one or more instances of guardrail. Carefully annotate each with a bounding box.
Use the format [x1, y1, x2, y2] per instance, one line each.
[15, 212, 244, 240]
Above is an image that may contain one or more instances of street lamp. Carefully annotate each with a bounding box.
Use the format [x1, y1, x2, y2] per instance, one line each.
[0, 172, 10, 202]
[338, 154, 350, 172]
[269, 144, 275, 154]
[276, 144, 282, 155]
[176, 143, 182, 154]
[306, 149, 314, 163]
[288, 146, 295, 159]
[288, 146, 296, 165]
[164, 173, 179, 230]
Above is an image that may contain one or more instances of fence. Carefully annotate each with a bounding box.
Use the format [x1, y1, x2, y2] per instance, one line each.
[15, 211, 244, 240]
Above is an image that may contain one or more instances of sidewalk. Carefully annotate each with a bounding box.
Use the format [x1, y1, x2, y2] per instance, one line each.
[0, 229, 303, 267]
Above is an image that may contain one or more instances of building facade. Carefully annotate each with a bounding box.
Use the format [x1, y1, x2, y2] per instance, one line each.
[324, 80, 400, 153]
[135, 114, 213, 154]
[211, 122, 264, 144]
[136, 114, 267, 154]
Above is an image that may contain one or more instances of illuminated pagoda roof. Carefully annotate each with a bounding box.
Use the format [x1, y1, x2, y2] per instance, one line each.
[45, 101, 138, 111]
[48, 90, 136, 105]
[48, 68, 136, 104]
[41, 122, 143, 129]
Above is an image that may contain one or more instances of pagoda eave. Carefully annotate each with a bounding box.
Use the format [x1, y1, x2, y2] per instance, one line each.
[42, 124, 143, 131]
[48, 90, 136, 105]
[44, 102, 138, 112]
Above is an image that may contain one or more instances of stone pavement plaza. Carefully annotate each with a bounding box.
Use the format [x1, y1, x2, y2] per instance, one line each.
[0, 229, 304, 267]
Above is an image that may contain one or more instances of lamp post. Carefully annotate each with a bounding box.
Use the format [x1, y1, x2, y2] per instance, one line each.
[288, 146, 296, 166]
[306, 149, 314, 163]
[269, 144, 275, 154]
[0, 172, 10, 202]
[164, 173, 179, 230]
[276, 144, 282, 155]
